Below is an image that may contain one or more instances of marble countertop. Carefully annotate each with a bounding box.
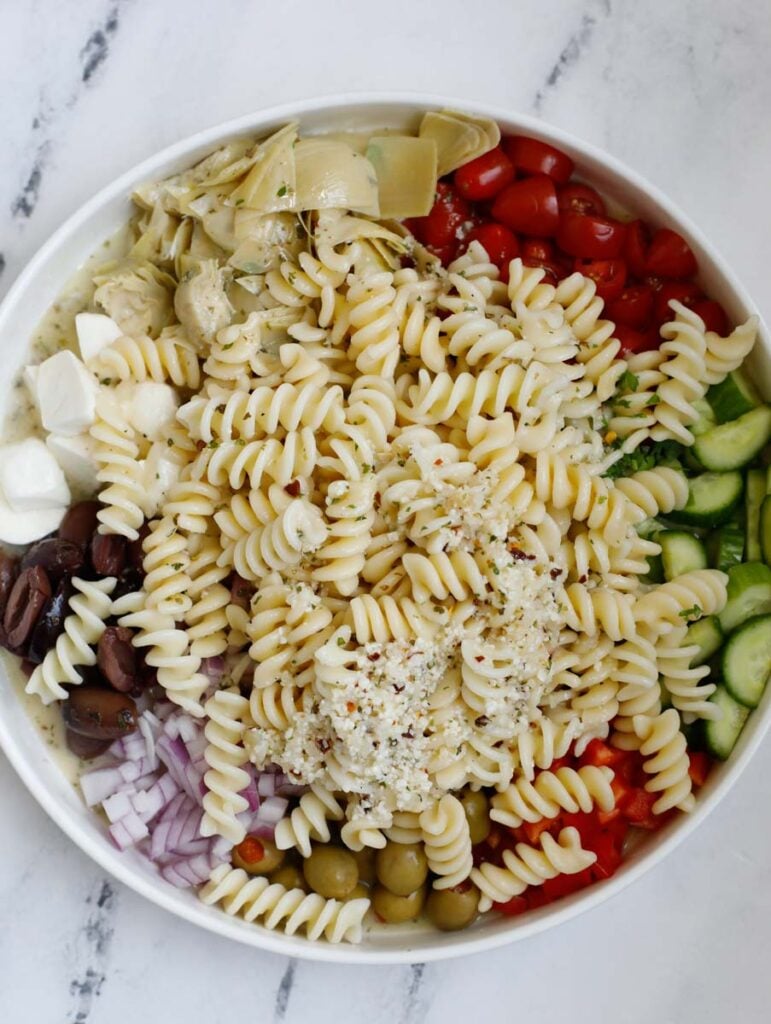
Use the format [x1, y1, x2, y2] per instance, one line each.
[2, 1, 771, 1021]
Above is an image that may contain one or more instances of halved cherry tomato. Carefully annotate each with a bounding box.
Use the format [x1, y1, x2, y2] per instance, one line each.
[521, 238, 555, 263]
[466, 222, 520, 271]
[688, 751, 711, 787]
[621, 788, 660, 829]
[492, 175, 560, 237]
[494, 894, 529, 916]
[623, 219, 650, 278]
[693, 299, 729, 336]
[425, 242, 459, 266]
[615, 324, 662, 356]
[574, 258, 627, 303]
[407, 183, 471, 249]
[557, 211, 627, 259]
[654, 280, 703, 325]
[558, 182, 606, 217]
[503, 135, 575, 184]
[646, 227, 698, 279]
[455, 146, 515, 201]
[606, 284, 654, 329]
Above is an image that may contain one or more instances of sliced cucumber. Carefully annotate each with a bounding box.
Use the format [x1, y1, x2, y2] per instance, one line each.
[659, 531, 707, 580]
[761, 496, 771, 567]
[722, 614, 771, 708]
[704, 686, 750, 760]
[685, 615, 724, 667]
[636, 517, 663, 540]
[644, 552, 664, 584]
[669, 471, 743, 528]
[707, 519, 745, 572]
[690, 397, 718, 437]
[745, 468, 766, 562]
[719, 562, 771, 634]
[692, 406, 771, 471]
[707, 369, 762, 424]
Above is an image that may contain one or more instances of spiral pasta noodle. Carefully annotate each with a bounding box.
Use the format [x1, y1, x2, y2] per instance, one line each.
[90, 391, 146, 540]
[419, 794, 473, 889]
[201, 689, 254, 844]
[490, 765, 615, 828]
[90, 329, 201, 389]
[633, 708, 695, 813]
[274, 785, 345, 858]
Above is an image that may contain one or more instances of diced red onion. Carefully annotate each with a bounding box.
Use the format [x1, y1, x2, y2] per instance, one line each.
[200, 656, 225, 685]
[81, 766, 127, 807]
[256, 795, 288, 825]
[103, 791, 133, 823]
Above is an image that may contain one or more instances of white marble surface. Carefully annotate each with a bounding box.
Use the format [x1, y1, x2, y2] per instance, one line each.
[1, 1, 771, 1020]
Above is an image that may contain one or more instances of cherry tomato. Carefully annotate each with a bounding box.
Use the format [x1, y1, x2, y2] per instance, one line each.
[623, 219, 650, 278]
[693, 299, 729, 336]
[688, 751, 711, 787]
[426, 242, 459, 266]
[574, 258, 627, 303]
[558, 182, 606, 217]
[606, 283, 655, 329]
[646, 227, 698, 279]
[614, 323, 662, 355]
[654, 280, 703, 325]
[521, 259, 563, 286]
[466, 222, 520, 271]
[503, 135, 575, 184]
[407, 183, 471, 249]
[521, 238, 555, 263]
[492, 175, 560, 237]
[556, 212, 627, 259]
[455, 146, 515, 202]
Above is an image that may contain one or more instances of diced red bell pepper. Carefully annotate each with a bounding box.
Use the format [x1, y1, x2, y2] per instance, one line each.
[621, 787, 660, 829]
[688, 751, 711, 788]
[494, 894, 529, 916]
[514, 818, 555, 846]
[541, 867, 594, 901]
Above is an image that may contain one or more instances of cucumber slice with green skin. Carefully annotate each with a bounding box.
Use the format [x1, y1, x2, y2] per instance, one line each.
[669, 471, 743, 528]
[659, 531, 707, 580]
[745, 468, 766, 562]
[719, 562, 771, 634]
[704, 686, 750, 760]
[685, 615, 724, 667]
[707, 370, 762, 424]
[707, 519, 745, 572]
[722, 614, 771, 708]
[690, 397, 718, 436]
[761, 496, 771, 568]
[692, 406, 771, 471]
[644, 552, 664, 584]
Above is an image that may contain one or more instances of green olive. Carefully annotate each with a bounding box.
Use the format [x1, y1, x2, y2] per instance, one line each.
[372, 884, 426, 923]
[344, 883, 370, 902]
[303, 845, 359, 899]
[232, 836, 284, 876]
[460, 788, 491, 845]
[269, 864, 307, 891]
[375, 842, 428, 896]
[426, 884, 480, 931]
[351, 846, 377, 885]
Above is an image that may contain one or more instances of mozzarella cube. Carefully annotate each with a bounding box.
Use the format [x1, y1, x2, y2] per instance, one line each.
[23, 364, 40, 406]
[0, 438, 70, 512]
[36, 350, 98, 436]
[75, 312, 122, 364]
[143, 444, 181, 515]
[46, 433, 99, 493]
[0, 494, 66, 545]
[126, 382, 179, 442]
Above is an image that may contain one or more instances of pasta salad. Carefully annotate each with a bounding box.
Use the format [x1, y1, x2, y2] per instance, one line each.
[2, 109, 767, 944]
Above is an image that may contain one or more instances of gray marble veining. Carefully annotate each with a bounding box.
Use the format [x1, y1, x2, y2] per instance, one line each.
[1, 1, 770, 1021]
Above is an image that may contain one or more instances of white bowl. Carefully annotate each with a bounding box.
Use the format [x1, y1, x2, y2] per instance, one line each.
[0, 92, 768, 964]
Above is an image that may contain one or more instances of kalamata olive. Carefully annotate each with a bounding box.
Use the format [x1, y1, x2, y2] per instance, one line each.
[372, 884, 426, 923]
[62, 686, 137, 739]
[90, 533, 126, 577]
[58, 501, 100, 548]
[126, 523, 150, 574]
[460, 788, 491, 845]
[303, 845, 359, 899]
[21, 537, 84, 579]
[97, 626, 138, 692]
[27, 577, 76, 664]
[425, 883, 479, 931]
[376, 842, 428, 896]
[230, 573, 253, 610]
[65, 728, 111, 760]
[0, 551, 19, 619]
[4, 566, 51, 648]
[232, 836, 285, 875]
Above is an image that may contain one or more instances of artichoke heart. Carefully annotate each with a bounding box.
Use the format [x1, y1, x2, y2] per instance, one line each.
[366, 136, 438, 219]
[294, 138, 379, 216]
[227, 123, 298, 213]
[419, 109, 500, 176]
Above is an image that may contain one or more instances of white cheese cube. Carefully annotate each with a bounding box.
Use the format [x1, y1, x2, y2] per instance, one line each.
[0, 495, 66, 545]
[126, 382, 179, 442]
[46, 433, 99, 493]
[75, 312, 122, 364]
[36, 350, 98, 436]
[0, 438, 70, 512]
